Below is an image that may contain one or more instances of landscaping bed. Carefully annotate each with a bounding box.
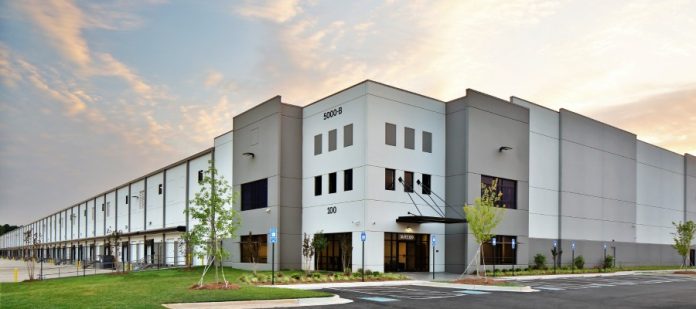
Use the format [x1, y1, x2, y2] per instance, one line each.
[239, 270, 408, 285]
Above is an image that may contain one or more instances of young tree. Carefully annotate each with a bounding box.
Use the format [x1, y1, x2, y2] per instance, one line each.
[339, 234, 353, 274]
[23, 229, 40, 280]
[462, 179, 506, 277]
[104, 229, 122, 271]
[178, 231, 195, 269]
[301, 233, 315, 274]
[672, 220, 696, 269]
[185, 161, 240, 287]
[312, 231, 328, 271]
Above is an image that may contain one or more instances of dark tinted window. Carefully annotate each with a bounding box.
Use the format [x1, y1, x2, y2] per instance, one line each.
[422, 174, 431, 195]
[481, 235, 517, 265]
[329, 172, 337, 194]
[314, 134, 322, 155]
[240, 234, 268, 263]
[404, 127, 415, 150]
[385, 169, 395, 191]
[385, 123, 396, 146]
[344, 124, 353, 147]
[328, 129, 337, 151]
[314, 175, 322, 196]
[344, 169, 353, 191]
[481, 175, 517, 209]
[241, 178, 268, 211]
[404, 171, 414, 192]
[422, 131, 432, 153]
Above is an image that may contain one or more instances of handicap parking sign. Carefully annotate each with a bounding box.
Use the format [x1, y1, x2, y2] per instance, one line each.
[269, 227, 277, 244]
[492, 237, 496, 246]
[511, 238, 516, 249]
[361, 231, 366, 242]
[431, 235, 437, 246]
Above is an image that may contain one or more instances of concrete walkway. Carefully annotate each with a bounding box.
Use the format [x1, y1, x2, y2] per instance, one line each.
[498, 269, 688, 281]
[163, 295, 352, 309]
[0, 258, 114, 282]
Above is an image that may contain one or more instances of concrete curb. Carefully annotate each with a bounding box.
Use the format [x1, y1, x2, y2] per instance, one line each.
[498, 269, 687, 281]
[163, 294, 352, 309]
[262, 279, 536, 293]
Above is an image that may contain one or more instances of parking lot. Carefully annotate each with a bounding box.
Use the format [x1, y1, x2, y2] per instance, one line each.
[305, 273, 696, 308]
[516, 273, 696, 291]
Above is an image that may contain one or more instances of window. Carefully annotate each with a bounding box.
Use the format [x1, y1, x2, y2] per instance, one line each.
[404, 171, 414, 192]
[314, 134, 322, 155]
[481, 235, 517, 265]
[314, 176, 322, 196]
[422, 174, 431, 195]
[139, 191, 145, 209]
[197, 170, 204, 183]
[158, 184, 163, 195]
[125, 196, 129, 204]
[404, 127, 415, 150]
[385, 169, 395, 191]
[328, 172, 337, 194]
[344, 169, 353, 191]
[422, 131, 432, 153]
[316, 233, 352, 271]
[328, 129, 337, 151]
[481, 175, 517, 209]
[385, 123, 396, 146]
[240, 234, 268, 263]
[241, 178, 268, 211]
[344, 124, 353, 147]
[106, 202, 111, 217]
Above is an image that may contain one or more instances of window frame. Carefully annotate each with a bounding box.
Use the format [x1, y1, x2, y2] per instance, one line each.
[328, 129, 337, 152]
[328, 172, 337, 194]
[422, 131, 432, 153]
[314, 134, 322, 155]
[241, 178, 268, 211]
[385, 123, 396, 146]
[422, 174, 431, 195]
[343, 124, 353, 147]
[344, 169, 353, 191]
[385, 168, 395, 191]
[404, 171, 414, 192]
[481, 235, 517, 265]
[240, 234, 268, 263]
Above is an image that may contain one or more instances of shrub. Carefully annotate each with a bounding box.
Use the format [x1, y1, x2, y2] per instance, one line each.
[533, 253, 547, 270]
[276, 272, 284, 278]
[603, 255, 614, 269]
[371, 271, 380, 276]
[574, 255, 585, 269]
[312, 272, 322, 279]
[365, 269, 373, 276]
[356, 268, 363, 274]
[291, 274, 301, 280]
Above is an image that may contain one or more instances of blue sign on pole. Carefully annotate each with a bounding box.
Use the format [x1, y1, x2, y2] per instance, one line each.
[431, 235, 437, 247]
[492, 237, 497, 246]
[360, 231, 366, 242]
[603, 243, 607, 250]
[553, 240, 557, 248]
[511, 238, 516, 250]
[269, 227, 277, 244]
[571, 241, 576, 251]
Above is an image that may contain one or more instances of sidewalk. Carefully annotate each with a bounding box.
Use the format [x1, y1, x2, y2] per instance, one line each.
[498, 269, 688, 281]
[262, 278, 536, 293]
[163, 295, 352, 309]
[0, 258, 114, 282]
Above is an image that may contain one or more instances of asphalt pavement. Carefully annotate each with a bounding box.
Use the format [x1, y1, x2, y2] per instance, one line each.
[300, 273, 696, 308]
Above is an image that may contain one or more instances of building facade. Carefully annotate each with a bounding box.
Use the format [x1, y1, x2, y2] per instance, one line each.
[2, 80, 695, 273]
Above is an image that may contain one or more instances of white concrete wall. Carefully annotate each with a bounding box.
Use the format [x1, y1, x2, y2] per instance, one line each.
[511, 98, 559, 240]
[636, 141, 685, 244]
[165, 163, 187, 228]
[130, 180, 145, 232]
[116, 187, 128, 233]
[146, 172, 164, 230]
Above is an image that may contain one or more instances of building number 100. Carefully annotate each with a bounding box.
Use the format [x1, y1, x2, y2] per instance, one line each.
[327, 206, 337, 214]
[323, 107, 342, 120]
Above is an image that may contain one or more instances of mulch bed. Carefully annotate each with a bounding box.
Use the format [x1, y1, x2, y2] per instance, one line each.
[673, 271, 696, 275]
[190, 282, 241, 290]
[454, 277, 507, 285]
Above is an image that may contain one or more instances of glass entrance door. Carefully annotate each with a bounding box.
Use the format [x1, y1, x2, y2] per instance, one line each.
[384, 233, 429, 272]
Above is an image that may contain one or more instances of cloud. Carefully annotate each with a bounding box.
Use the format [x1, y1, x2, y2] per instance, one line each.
[588, 85, 696, 155]
[17, 0, 90, 66]
[0, 45, 21, 88]
[204, 71, 224, 88]
[15, 58, 88, 115]
[179, 95, 235, 143]
[234, 0, 302, 23]
[94, 53, 156, 100]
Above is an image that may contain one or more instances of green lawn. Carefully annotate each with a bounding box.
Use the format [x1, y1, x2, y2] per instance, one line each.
[0, 267, 330, 309]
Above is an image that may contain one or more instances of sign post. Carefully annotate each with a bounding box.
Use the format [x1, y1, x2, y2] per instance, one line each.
[360, 231, 366, 282]
[511, 238, 516, 276]
[270, 227, 277, 285]
[603, 243, 607, 272]
[431, 235, 437, 280]
[553, 240, 558, 274]
[571, 241, 576, 274]
[492, 237, 497, 277]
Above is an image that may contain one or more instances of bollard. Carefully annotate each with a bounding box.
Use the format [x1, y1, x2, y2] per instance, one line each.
[13, 268, 18, 282]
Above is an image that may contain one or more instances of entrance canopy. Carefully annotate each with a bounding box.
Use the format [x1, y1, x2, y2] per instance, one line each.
[396, 216, 465, 224]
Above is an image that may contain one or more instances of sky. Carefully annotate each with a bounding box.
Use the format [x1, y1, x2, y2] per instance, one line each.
[1, 0, 695, 225]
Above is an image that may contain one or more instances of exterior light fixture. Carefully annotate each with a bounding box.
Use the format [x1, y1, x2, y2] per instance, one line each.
[405, 227, 413, 233]
[242, 152, 255, 158]
[499, 146, 512, 152]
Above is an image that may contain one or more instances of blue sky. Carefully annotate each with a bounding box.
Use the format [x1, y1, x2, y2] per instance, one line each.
[1, 0, 695, 224]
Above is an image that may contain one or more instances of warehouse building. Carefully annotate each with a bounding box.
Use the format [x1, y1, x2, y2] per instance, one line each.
[1, 80, 695, 273]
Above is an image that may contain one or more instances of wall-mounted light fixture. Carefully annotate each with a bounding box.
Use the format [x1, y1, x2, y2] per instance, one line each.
[499, 146, 513, 152]
[242, 152, 255, 158]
